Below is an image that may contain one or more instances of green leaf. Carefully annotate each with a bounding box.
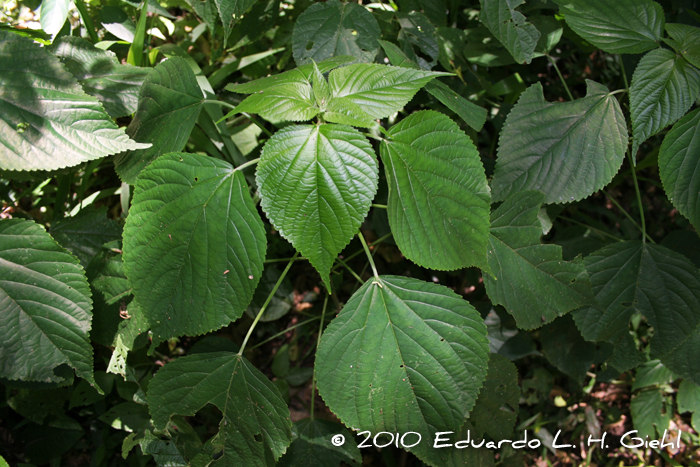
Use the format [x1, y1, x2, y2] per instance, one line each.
[540, 314, 597, 385]
[630, 49, 700, 156]
[677, 380, 700, 414]
[660, 325, 700, 385]
[123, 153, 266, 346]
[100, 6, 137, 43]
[632, 360, 675, 391]
[463, 353, 520, 440]
[39, 0, 70, 35]
[256, 124, 378, 291]
[659, 108, 700, 232]
[554, 0, 664, 54]
[316, 276, 489, 466]
[479, 0, 540, 64]
[107, 305, 149, 378]
[0, 219, 95, 385]
[148, 352, 293, 466]
[491, 81, 628, 204]
[0, 31, 148, 172]
[292, 0, 381, 66]
[51, 206, 123, 268]
[397, 0, 447, 27]
[631, 389, 672, 438]
[665, 23, 700, 69]
[380, 110, 491, 271]
[86, 248, 132, 346]
[311, 61, 331, 109]
[327, 64, 448, 120]
[226, 56, 355, 94]
[484, 191, 593, 329]
[214, 0, 256, 43]
[48, 36, 149, 118]
[572, 241, 700, 363]
[397, 11, 440, 69]
[233, 84, 318, 123]
[183, 0, 218, 35]
[114, 57, 204, 184]
[277, 419, 361, 467]
[126, 0, 148, 67]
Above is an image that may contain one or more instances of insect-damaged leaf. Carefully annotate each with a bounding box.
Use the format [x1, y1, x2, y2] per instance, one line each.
[484, 191, 593, 329]
[148, 352, 292, 466]
[479, 0, 540, 64]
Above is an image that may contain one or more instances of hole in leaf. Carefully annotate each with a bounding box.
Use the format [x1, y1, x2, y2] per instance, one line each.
[254, 433, 263, 443]
[194, 177, 199, 182]
[212, 450, 224, 460]
[305, 41, 314, 50]
[351, 29, 358, 36]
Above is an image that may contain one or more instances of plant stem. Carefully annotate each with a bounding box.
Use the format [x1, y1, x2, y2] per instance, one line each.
[358, 232, 380, 281]
[558, 216, 624, 242]
[603, 190, 655, 243]
[74, 0, 98, 43]
[547, 54, 574, 101]
[264, 256, 307, 264]
[249, 316, 324, 351]
[371, 204, 387, 209]
[627, 150, 647, 243]
[238, 252, 299, 355]
[234, 157, 260, 172]
[618, 55, 630, 91]
[335, 257, 365, 284]
[310, 293, 329, 420]
[339, 232, 393, 265]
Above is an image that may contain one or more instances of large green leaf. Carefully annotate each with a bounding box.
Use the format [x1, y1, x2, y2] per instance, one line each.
[380, 111, 491, 271]
[48, 37, 149, 118]
[214, 0, 256, 43]
[114, 57, 204, 184]
[39, 0, 70, 35]
[572, 241, 700, 364]
[316, 276, 489, 466]
[256, 124, 378, 291]
[554, 0, 664, 54]
[479, 0, 540, 64]
[292, 0, 381, 65]
[0, 219, 95, 385]
[666, 23, 700, 69]
[327, 64, 448, 121]
[277, 419, 361, 467]
[659, 108, 700, 232]
[51, 206, 123, 268]
[630, 49, 700, 156]
[491, 81, 628, 204]
[397, 11, 440, 69]
[148, 352, 293, 467]
[123, 153, 266, 346]
[0, 31, 148, 172]
[484, 191, 593, 329]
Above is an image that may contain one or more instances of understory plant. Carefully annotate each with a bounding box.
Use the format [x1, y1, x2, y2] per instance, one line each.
[1, 0, 700, 466]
